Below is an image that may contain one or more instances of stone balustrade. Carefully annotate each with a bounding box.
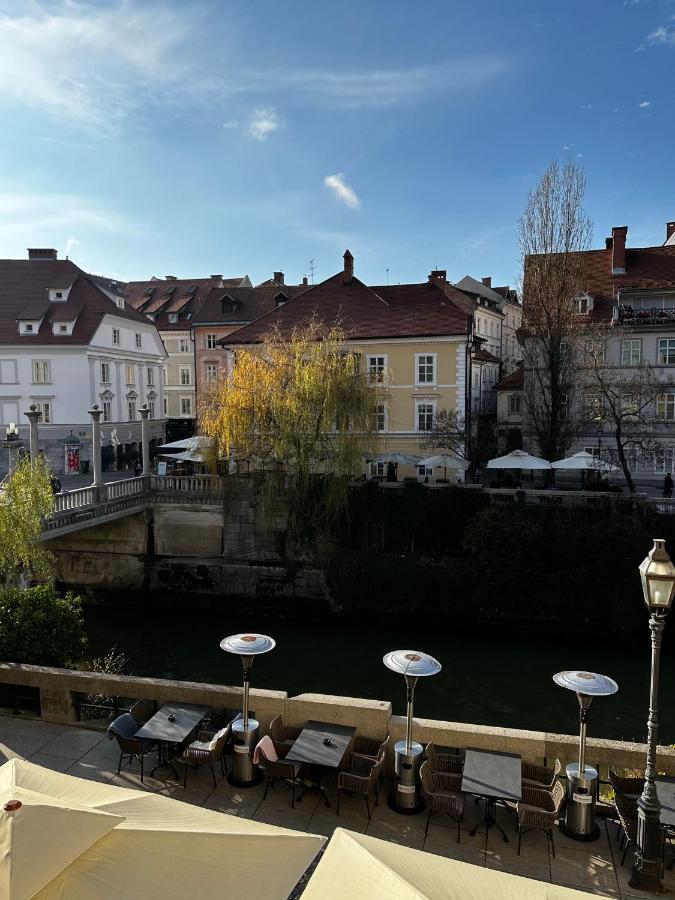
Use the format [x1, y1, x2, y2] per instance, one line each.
[0, 662, 672, 780]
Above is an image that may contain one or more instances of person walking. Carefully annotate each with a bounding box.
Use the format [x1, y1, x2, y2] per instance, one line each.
[664, 472, 673, 498]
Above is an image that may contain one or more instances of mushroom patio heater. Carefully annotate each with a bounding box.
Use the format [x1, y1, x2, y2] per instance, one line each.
[384, 650, 442, 814]
[553, 670, 618, 841]
[220, 633, 276, 787]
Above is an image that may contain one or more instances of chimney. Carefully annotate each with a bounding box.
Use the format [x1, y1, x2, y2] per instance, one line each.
[667, 222, 675, 243]
[611, 226, 627, 274]
[273, 271, 284, 285]
[428, 269, 447, 285]
[605, 237, 613, 250]
[302, 276, 308, 286]
[343, 250, 354, 284]
[481, 276, 492, 288]
[28, 248, 57, 261]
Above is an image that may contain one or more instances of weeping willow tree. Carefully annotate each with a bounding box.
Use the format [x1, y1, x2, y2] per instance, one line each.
[0, 455, 55, 587]
[199, 320, 383, 546]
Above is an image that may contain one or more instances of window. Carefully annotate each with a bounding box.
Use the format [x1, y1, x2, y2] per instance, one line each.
[112, 328, 120, 345]
[416, 401, 435, 432]
[148, 400, 156, 418]
[180, 367, 191, 386]
[179, 338, 190, 353]
[621, 394, 640, 420]
[58, 324, 68, 334]
[135, 333, 142, 349]
[147, 367, 154, 386]
[161, 367, 167, 385]
[658, 339, 675, 365]
[416, 354, 435, 385]
[0, 360, 17, 384]
[585, 340, 606, 364]
[34, 401, 51, 423]
[127, 399, 136, 421]
[368, 355, 387, 383]
[101, 362, 110, 383]
[54, 291, 63, 300]
[125, 365, 135, 385]
[658, 394, 675, 421]
[508, 394, 521, 415]
[181, 396, 192, 416]
[102, 400, 112, 422]
[32, 360, 50, 383]
[168, 313, 178, 324]
[621, 339, 642, 367]
[163, 396, 168, 415]
[205, 363, 218, 382]
[655, 445, 675, 473]
[584, 393, 604, 421]
[418, 465, 433, 478]
[206, 334, 217, 350]
[369, 461, 385, 477]
[374, 402, 387, 432]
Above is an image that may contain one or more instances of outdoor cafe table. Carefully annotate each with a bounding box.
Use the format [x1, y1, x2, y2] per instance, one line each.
[461, 747, 522, 842]
[135, 702, 209, 779]
[656, 777, 675, 829]
[285, 720, 356, 807]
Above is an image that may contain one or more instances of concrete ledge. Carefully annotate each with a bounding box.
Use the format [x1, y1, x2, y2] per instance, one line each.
[286, 693, 391, 739]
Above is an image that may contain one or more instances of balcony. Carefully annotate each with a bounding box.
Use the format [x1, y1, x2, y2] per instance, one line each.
[614, 304, 675, 327]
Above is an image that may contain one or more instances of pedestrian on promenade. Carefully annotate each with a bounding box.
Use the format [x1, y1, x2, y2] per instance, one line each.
[664, 472, 673, 498]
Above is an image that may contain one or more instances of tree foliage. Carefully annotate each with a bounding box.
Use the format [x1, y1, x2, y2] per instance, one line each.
[519, 160, 592, 461]
[0, 584, 86, 666]
[199, 319, 383, 545]
[0, 455, 55, 586]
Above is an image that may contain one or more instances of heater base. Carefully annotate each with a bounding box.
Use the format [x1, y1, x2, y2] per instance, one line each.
[388, 793, 425, 815]
[558, 821, 600, 842]
[227, 771, 264, 789]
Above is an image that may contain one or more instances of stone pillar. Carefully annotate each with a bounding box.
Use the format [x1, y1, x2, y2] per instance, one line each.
[89, 404, 103, 487]
[139, 403, 150, 475]
[24, 404, 41, 464]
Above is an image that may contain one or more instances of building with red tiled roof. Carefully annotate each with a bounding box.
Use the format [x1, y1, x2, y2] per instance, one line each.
[220, 252, 476, 474]
[0, 249, 167, 476]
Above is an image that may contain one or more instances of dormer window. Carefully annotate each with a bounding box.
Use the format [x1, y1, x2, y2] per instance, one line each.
[577, 293, 594, 314]
[220, 294, 240, 314]
[275, 291, 289, 308]
[48, 285, 71, 303]
[19, 319, 41, 335]
[168, 313, 178, 324]
[116, 298, 124, 309]
[25, 324, 33, 333]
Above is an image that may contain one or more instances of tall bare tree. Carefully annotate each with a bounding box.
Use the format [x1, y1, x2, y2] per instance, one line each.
[519, 161, 593, 462]
[582, 332, 674, 493]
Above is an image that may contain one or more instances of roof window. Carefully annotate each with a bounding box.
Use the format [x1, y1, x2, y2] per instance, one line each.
[168, 313, 179, 324]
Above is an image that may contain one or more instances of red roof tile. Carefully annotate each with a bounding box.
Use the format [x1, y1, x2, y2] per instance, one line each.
[495, 365, 524, 390]
[193, 284, 308, 327]
[125, 276, 245, 330]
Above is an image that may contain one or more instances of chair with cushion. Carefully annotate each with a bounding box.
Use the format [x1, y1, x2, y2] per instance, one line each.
[521, 758, 561, 791]
[181, 725, 230, 790]
[269, 715, 302, 756]
[129, 699, 156, 726]
[420, 759, 465, 843]
[337, 751, 384, 820]
[426, 743, 464, 775]
[516, 781, 565, 857]
[258, 743, 304, 809]
[107, 712, 157, 784]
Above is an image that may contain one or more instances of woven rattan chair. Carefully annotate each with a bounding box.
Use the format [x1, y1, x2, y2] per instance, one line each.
[516, 781, 565, 857]
[613, 787, 640, 866]
[521, 758, 561, 791]
[609, 771, 643, 798]
[107, 712, 157, 784]
[426, 743, 464, 775]
[420, 760, 465, 843]
[352, 733, 390, 761]
[337, 751, 384, 820]
[129, 699, 156, 726]
[259, 745, 303, 809]
[181, 725, 230, 790]
[269, 715, 302, 756]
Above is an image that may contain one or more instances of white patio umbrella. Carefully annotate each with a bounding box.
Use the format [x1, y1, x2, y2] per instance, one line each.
[156, 436, 212, 452]
[157, 449, 206, 464]
[419, 453, 470, 477]
[486, 449, 551, 470]
[371, 452, 422, 466]
[551, 451, 619, 472]
[0, 758, 324, 900]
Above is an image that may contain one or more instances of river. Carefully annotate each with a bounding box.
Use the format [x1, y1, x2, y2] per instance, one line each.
[83, 608, 673, 745]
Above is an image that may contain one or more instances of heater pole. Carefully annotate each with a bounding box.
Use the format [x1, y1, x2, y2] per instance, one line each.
[405, 676, 417, 753]
[242, 658, 252, 730]
[578, 705, 588, 774]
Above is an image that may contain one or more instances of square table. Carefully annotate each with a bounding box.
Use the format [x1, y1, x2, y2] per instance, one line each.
[135, 702, 209, 778]
[285, 720, 356, 806]
[461, 747, 522, 842]
[656, 777, 675, 828]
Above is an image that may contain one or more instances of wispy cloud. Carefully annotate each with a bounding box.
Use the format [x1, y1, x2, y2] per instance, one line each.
[324, 174, 360, 209]
[639, 100, 652, 107]
[637, 23, 675, 50]
[247, 107, 280, 140]
[65, 235, 80, 257]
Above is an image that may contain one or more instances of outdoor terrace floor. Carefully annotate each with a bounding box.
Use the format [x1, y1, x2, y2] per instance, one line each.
[0, 714, 672, 899]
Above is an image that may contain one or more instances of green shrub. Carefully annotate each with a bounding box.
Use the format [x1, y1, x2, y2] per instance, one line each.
[0, 585, 87, 667]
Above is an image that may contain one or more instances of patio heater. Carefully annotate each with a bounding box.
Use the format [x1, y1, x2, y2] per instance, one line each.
[220, 633, 276, 787]
[553, 670, 618, 841]
[384, 650, 442, 814]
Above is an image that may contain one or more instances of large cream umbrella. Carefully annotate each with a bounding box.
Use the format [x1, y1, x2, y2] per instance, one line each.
[551, 451, 619, 472]
[486, 449, 551, 470]
[0, 758, 324, 900]
[303, 828, 599, 900]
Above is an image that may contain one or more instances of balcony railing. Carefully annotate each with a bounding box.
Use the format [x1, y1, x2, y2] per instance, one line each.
[614, 304, 675, 327]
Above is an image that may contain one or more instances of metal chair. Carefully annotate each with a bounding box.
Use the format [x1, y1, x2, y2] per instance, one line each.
[521, 758, 561, 791]
[337, 751, 384, 820]
[107, 712, 157, 784]
[129, 699, 156, 726]
[181, 726, 231, 790]
[425, 743, 464, 775]
[269, 714, 302, 756]
[259, 745, 304, 809]
[420, 760, 465, 843]
[516, 781, 565, 857]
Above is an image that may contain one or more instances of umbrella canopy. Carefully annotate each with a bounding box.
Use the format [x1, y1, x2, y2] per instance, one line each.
[486, 449, 551, 470]
[157, 449, 206, 464]
[303, 828, 598, 900]
[419, 454, 470, 472]
[371, 452, 422, 466]
[155, 436, 212, 453]
[0, 758, 323, 900]
[551, 451, 619, 473]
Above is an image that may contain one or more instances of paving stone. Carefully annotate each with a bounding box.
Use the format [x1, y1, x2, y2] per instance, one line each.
[39, 727, 106, 759]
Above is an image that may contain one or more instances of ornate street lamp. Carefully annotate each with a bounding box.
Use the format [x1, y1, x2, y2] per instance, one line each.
[630, 539, 675, 892]
[3, 423, 22, 472]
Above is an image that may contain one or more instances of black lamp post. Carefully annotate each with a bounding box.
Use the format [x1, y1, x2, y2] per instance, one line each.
[630, 539, 675, 892]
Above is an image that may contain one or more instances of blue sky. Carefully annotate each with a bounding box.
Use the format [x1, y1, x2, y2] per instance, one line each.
[0, 0, 673, 288]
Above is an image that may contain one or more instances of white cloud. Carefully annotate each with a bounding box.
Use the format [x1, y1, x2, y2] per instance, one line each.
[247, 107, 280, 140]
[638, 24, 675, 50]
[639, 100, 651, 107]
[324, 174, 360, 210]
[65, 235, 80, 257]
